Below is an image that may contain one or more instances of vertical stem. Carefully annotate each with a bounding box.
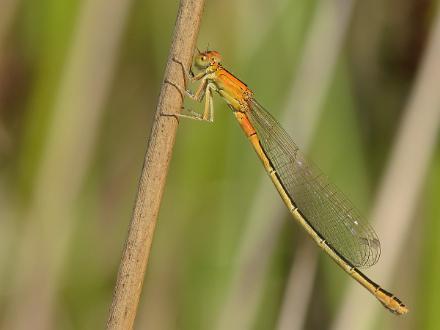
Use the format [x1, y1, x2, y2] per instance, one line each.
[106, 1, 205, 329]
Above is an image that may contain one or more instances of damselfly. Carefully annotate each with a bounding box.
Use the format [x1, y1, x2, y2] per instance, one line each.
[166, 49, 408, 315]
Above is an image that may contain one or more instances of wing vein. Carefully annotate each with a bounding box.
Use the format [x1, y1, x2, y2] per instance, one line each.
[246, 98, 380, 268]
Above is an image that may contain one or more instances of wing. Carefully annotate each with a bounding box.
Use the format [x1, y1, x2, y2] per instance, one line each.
[246, 98, 380, 268]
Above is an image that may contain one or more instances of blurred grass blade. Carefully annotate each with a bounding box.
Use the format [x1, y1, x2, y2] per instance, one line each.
[216, 1, 357, 328]
[2, 0, 133, 328]
[422, 154, 440, 329]
[0, 0, 19, 54]
[276, 241, 318, 330]
[235, 0, 290, 60]
[332, 5, 440, 329]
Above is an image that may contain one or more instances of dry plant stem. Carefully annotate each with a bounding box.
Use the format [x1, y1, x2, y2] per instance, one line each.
[106, 1, 205, 329]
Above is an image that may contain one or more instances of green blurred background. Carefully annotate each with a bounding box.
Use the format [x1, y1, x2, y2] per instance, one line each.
[0, 0, 439, 329]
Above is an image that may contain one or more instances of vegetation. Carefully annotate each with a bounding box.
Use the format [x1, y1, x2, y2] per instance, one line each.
[0, 0, 439, 329]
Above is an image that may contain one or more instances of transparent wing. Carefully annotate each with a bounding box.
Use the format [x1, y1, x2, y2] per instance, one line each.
[247, 98, 380, 268]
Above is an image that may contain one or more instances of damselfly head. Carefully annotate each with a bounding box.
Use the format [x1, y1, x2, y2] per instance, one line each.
[194, 50, 222, 69]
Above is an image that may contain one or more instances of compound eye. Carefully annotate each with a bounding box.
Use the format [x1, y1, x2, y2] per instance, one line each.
[201, 56, 207, 61]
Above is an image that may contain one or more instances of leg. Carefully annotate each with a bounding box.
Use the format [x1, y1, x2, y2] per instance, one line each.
[178, 83, 216, 122]
[171, 57, 194, 89]
[170, 57, 206, 87]
[164, 77, 208, 121]
[164, 56, 215, 122]
[202, 83, 215, 122]
[165, 76, 207, 102]
[165, 54, 208, 101]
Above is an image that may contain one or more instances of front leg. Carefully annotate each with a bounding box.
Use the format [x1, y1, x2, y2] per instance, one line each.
[201, 83, 216, 122]
[165, 76, 207, 103]
[174, 81, 216, 122]
[171, 57, 205, 88]
[171, 57, 194, 89]
[165, 57, 214, 122]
